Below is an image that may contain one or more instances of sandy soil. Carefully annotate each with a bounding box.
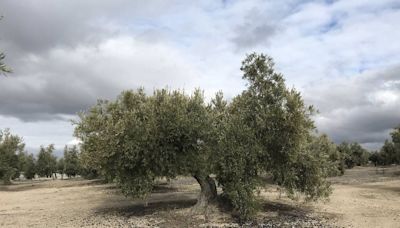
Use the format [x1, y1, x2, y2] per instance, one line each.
[315, 166, 400, 228]
[0, 166, 399, 227]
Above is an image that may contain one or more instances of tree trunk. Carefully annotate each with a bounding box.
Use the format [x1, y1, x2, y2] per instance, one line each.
[192, 174, 217, 212]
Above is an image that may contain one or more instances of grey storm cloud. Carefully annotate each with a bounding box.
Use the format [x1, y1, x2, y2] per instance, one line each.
[0, 36, 202, 121]
[0, 0, 178, 54]
[0, 0, 205, 121]
[304, 65, 400, 149]
[231, 22, 278, 50]
[230, 6, 283, 50]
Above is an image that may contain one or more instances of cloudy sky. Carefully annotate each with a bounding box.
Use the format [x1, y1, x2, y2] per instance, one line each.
[0, 0, 399, 154]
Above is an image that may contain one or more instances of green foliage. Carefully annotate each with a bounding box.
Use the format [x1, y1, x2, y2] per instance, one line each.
[57, 158, 65, 176]
[380, 140, 396, 165]
[338, 142, 369, 168]
[309, 134, 344, 176]
[351, 143, 369, 166]
[214, 53, 332, 221]
[369, 151, 382, 166]
[370, 127, 400, 165]
[23, 154, 36, 180]
[64, 145, 80, 178]
[215, 103, 262, 222]
[0, 129, 24, 184]
[13, 151, 27, 179]
[36, 144, 57, 178]
[75, 88, 214, 198]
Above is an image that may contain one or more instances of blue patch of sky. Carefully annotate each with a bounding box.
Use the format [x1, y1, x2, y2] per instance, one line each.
[319, 18, 338, 34]
[344, 56, 397, 76]
[319, 9, 348, 34]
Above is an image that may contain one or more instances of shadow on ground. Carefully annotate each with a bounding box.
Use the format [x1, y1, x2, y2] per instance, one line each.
[262, 200, 312, 217]
[95, 197, 197, 217]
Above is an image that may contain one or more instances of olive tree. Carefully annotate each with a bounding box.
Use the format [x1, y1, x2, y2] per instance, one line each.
[389, 127, 400, 163]
[75, 53, 333, 221]
[57, 158, 65, 179]
[36, 144, 57, 178]
[371, 127, 400, 165]
[14, 151, 27, 179]
[64, 145, 80, 178]
[0, 129, 24, 184]
[23, 153, 36, 180]
[338, 142, 369, 168]
[313, 134, 344, 176]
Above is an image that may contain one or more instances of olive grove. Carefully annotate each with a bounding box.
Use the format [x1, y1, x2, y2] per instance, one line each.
[75, 53, 336, 221]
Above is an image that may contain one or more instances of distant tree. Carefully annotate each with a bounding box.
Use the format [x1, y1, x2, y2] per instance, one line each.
[350, 142, 369, 166]
[338, 142, 369, 168]
[390, 127, 400, 163]
[56, 158, 65, 179]
[338, 142, 353, 168]
[369, 151, 382, 166]
[0, 129, 24, 184]
[13, 151, 27, 179]
[23, 154, 36, 180]
[36, 144, 57, 178]
[64, 145, 80, 178]
[368, 127, 400, 166]
[379, 140, 397, 165]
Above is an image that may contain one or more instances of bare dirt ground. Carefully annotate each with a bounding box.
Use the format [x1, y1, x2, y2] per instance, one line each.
[0, 166, 399, 227]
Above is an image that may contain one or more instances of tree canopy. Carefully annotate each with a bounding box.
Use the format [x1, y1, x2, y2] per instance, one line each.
[63, 145, 80, 178]
[23, 153, 36, 180]
[36, 144, 57, 178]
[338, 142, 369, 168]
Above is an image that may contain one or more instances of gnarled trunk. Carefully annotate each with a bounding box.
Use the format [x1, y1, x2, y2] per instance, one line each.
[192, 174, 217, 212]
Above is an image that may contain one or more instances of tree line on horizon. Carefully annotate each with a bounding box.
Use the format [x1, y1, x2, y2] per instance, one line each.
[0, 135, 81, 184]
